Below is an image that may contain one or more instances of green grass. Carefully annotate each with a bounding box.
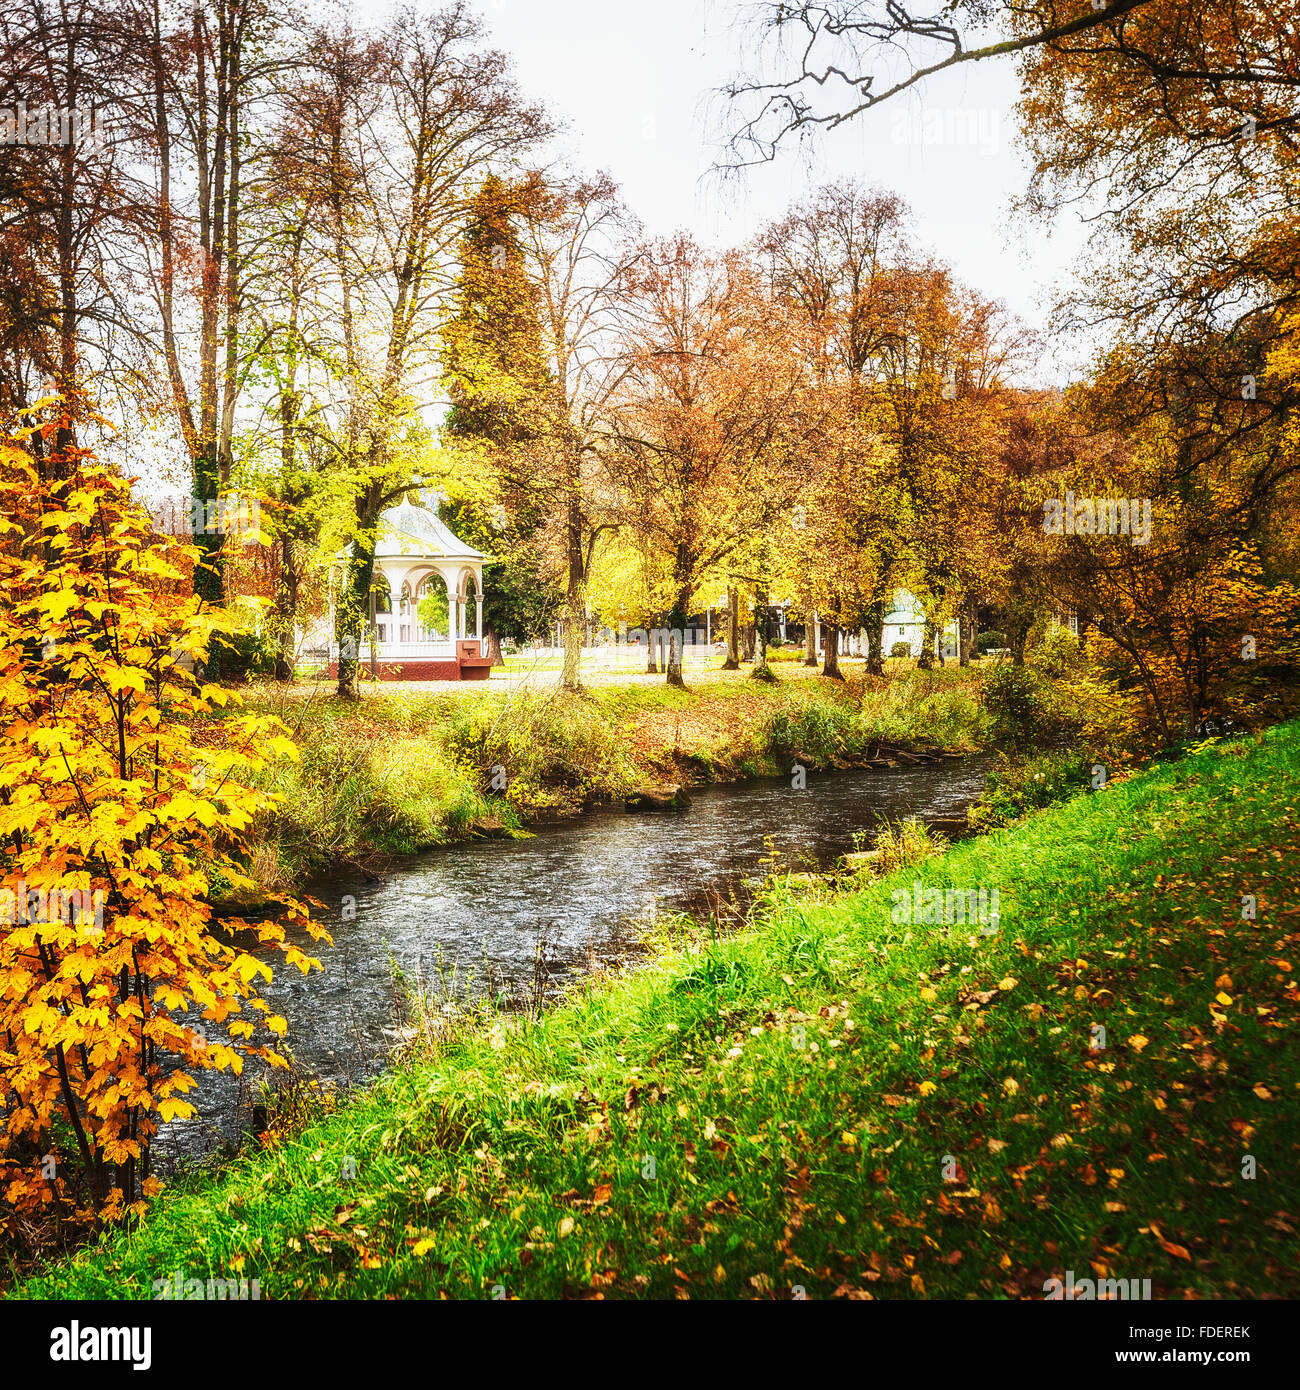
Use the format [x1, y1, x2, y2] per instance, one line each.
[15, 721, 1298, 1300]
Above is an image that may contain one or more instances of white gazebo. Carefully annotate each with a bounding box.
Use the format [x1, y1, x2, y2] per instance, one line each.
[330, 492, 487, 669]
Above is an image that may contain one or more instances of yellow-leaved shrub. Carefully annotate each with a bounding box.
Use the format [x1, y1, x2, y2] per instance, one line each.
[0, 424, 327, 1235]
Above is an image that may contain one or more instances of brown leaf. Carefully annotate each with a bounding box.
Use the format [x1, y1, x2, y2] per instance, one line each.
[1150, 1223, 1192, 1261]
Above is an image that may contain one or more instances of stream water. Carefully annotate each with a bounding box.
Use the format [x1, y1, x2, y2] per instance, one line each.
[172, 757, 988, 1159]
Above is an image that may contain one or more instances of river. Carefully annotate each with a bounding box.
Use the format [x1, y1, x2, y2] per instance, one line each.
[172, 757, 988, 1159]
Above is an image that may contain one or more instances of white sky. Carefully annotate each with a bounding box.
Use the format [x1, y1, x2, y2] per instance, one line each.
[450, 0, 1093, 385]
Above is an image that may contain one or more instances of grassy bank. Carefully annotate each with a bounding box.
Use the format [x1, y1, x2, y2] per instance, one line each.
[16, 721, 1297, 1299]
[211, 662, 1003, 887]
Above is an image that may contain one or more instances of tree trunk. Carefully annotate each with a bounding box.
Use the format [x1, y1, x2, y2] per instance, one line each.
[804, 609, 818, 666]
[958, 595, 977, 667]
[336, 504, 378, 701]
[666, 592, 689, 688]
[753, 589, 770, 672]
[866, 599, 884, 675]
[918, 617, 938, 670]
[484, 624, 504, 667]
[562, 499, 584, 690]
[822, 620, 842, 680]
[723, 586, 740, 670]
[1010, 623, 1028, 666]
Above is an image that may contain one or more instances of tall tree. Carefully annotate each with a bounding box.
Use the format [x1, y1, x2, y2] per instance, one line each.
[609, 237, 816, 686]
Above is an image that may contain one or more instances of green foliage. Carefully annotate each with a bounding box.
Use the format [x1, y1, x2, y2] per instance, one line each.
[763, 698, 857, 768]
[203, 626, 278, 682]
[442, 689, 636, 815]
[975, 630, 1006, 654]
[1029, 625, 1083, 680]
[256, 723, 515, 878]
[439, 495, 559, 646]
[981, 664, 1053, 749]
[968, 748, 1096, 830]
[416, 584, 449, 636]
[852, 669, 989, 751]
[889, 641, 911, 658]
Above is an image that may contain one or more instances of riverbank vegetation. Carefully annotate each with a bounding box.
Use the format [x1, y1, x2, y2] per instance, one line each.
[14, 720, 1297, 1299]
[216, 662, 1008, 886]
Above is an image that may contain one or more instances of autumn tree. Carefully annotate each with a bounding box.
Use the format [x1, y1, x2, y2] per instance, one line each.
[516, 173, 639, 689]
[607, 237, 817, 687]
[0, 423, 324, 1229]
[438, 174, 559, 667]
[754, 180, 910, 673]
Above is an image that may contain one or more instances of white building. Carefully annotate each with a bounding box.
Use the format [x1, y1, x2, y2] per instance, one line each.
[882, 590, 961, 660]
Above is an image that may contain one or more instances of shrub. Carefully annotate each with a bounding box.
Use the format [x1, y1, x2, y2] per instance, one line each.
[982, 664, 1051, 749]
[968, 749, 1095, 830]
[764, 698, 858, 768]
[889, 641, 912, 658]
[976, 630, 1006, 654]
[1030, 625, 1082, 680]
[851, 669, 988, 752]
[870, 817, 944, 876]
[204, 625, 278, 682]
[0, 437, 324, 1229]
[443, 688, 633, 813]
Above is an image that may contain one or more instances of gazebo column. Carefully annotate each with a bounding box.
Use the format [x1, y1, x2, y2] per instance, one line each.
[475, 590, 483, 641]
[381, 563, 410, 648]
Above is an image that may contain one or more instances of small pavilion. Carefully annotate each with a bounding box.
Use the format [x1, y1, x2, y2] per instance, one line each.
[328, 492, 492, 681]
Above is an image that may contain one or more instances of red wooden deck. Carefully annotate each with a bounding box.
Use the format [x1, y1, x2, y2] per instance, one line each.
[328, 640, 493, 682]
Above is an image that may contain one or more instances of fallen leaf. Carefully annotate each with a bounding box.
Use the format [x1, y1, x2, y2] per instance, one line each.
[1150, 1222, 1191, 1260]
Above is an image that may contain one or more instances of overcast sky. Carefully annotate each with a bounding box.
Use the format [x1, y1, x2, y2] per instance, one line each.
[445, 0, 1093, 385]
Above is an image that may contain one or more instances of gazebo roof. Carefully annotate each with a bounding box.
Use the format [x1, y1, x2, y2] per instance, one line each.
[339, 492, 486, 563]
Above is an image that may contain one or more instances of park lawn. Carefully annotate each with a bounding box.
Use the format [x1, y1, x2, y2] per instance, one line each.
[15, 721, 1297, 1301]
